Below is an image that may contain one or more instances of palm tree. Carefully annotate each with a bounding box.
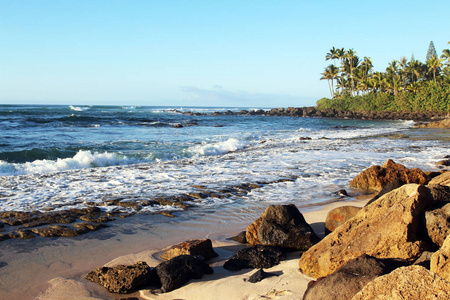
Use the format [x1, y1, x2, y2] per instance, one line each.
[427, 55, 445, 83]
[387, 60, 399, 95]
[342, 49, 358, 96]
[321, 65, 334, 98]
[326, 47, 340, 66]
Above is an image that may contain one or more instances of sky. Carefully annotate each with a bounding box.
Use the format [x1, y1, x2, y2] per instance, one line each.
[0, 0, 448, 108]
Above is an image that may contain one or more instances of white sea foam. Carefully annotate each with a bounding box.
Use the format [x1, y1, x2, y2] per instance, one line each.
[0, 150, 141, 176]
[69, 105, 90, 112]
[188, 138, 248, 156]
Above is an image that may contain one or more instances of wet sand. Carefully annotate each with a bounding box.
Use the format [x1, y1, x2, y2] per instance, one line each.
[0, 195, 370, 300]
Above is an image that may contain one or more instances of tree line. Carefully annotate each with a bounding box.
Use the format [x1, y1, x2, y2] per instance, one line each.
[318, 41, 450, 113]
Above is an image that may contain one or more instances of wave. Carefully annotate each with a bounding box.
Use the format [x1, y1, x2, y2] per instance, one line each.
[0, 150, 143, 176]
[188, 138, 248, 156]
[69, 105, 90, 112]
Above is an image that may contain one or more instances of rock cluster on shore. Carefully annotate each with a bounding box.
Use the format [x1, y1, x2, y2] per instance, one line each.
[82, 159, 450, 298]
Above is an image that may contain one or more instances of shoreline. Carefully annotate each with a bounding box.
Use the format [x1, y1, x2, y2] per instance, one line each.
[174, 106, 448, 122]
[35, 196, 372, 300]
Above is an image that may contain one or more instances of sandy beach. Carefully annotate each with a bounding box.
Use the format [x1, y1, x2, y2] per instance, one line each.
[31, 196, 370, 300]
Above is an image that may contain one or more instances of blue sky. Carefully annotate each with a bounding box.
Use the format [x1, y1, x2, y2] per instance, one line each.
[0, 0, 448, 107]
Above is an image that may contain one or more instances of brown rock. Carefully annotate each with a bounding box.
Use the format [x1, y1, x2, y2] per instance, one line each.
[325, 206, 361, 234]
[425, 203, 450, 247]
[161, 239, 218, 261]
[351, 265, 450, 300]
[246, 213, 265, 245]
[85, 261, 153, 294]
[430, 234, 450, 282]
[247, 204, 320, 250]
[298, 184, 433, 278]
[429, 171, 450, 186]
[303, 254, 406, 300]
[349, 159, 429, 191]
[32, 225, 79, 237]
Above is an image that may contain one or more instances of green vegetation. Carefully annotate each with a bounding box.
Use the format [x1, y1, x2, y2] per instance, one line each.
[318, 42, 450, 113]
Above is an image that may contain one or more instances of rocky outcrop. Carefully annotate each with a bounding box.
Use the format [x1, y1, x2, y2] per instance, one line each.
[85, 261, 153, 294]
[415, 118, 450, 128]
[160, 239, 218, 261]
[351, 265, 450, 300]
[325, 206, 361, 234]
[303, 254, 406, 300]
[298, 184, 433, 278]
[349, 159, 429, 191]
[425, 203, 450, 247]
[155, 255, 213, 293]
[429, 171, 450, 186]
[245, 204, 320, 250]
[430, 234, 450, 282]
[223, 245, 286, 271]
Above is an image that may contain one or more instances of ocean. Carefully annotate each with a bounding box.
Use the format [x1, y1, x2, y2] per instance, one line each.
[0, 104, 447, 214]
[0, 104, 449, 299]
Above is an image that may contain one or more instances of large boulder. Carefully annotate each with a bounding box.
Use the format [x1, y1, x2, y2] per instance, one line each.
[429, 171, 450, 186]
[351, 265, 450, 300]
[350, 159, 429, 191]
[298, 184, 433, 278]
[430, 234, 450, 282]
[425, 203, 450, 247]
[325, 206, 361, 234]
[155, 255, 213, 293]
[223, 245, 286, 271]
[85, 261, 153, 294]
[303, 254, 406, 300]
[160, 239, 218, 261]
[246, 204, 320, 250]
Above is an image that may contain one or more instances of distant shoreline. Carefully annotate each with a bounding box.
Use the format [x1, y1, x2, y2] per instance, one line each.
[174, 106, 447, 122]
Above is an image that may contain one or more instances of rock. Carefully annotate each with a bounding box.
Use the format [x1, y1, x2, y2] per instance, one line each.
[172, 124, 183, 128]
[155, 255, 213, 293]
[437, 159, 450, 166]
[298, 184, 433, 278]
[85, 261, 153, 294]
[417, 118, 450, 128]
[425, 203, 450, 247]
[246, 204, 320, 250]
[351, 265, 450, 300]
[428, 184, 450, 207]
[230, 231, 247, 244]
[325, 206, 361, 234]
[245, 213, 264, 245]
[248, 269, 279, 283]
[413, 251, 434, 269]
[303, 254, 407, 300]
[32, 225, 80, 237]
[430, 234, 450, 282]
[429, 171, 450, 186]
[223, 245, 286, 271]
[365, 178, 405, 206]
[349, 159, 429, 191]
[160, 239, 218, 261]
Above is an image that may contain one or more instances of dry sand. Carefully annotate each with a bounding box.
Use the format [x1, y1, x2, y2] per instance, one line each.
[36, 197, 370, 300]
